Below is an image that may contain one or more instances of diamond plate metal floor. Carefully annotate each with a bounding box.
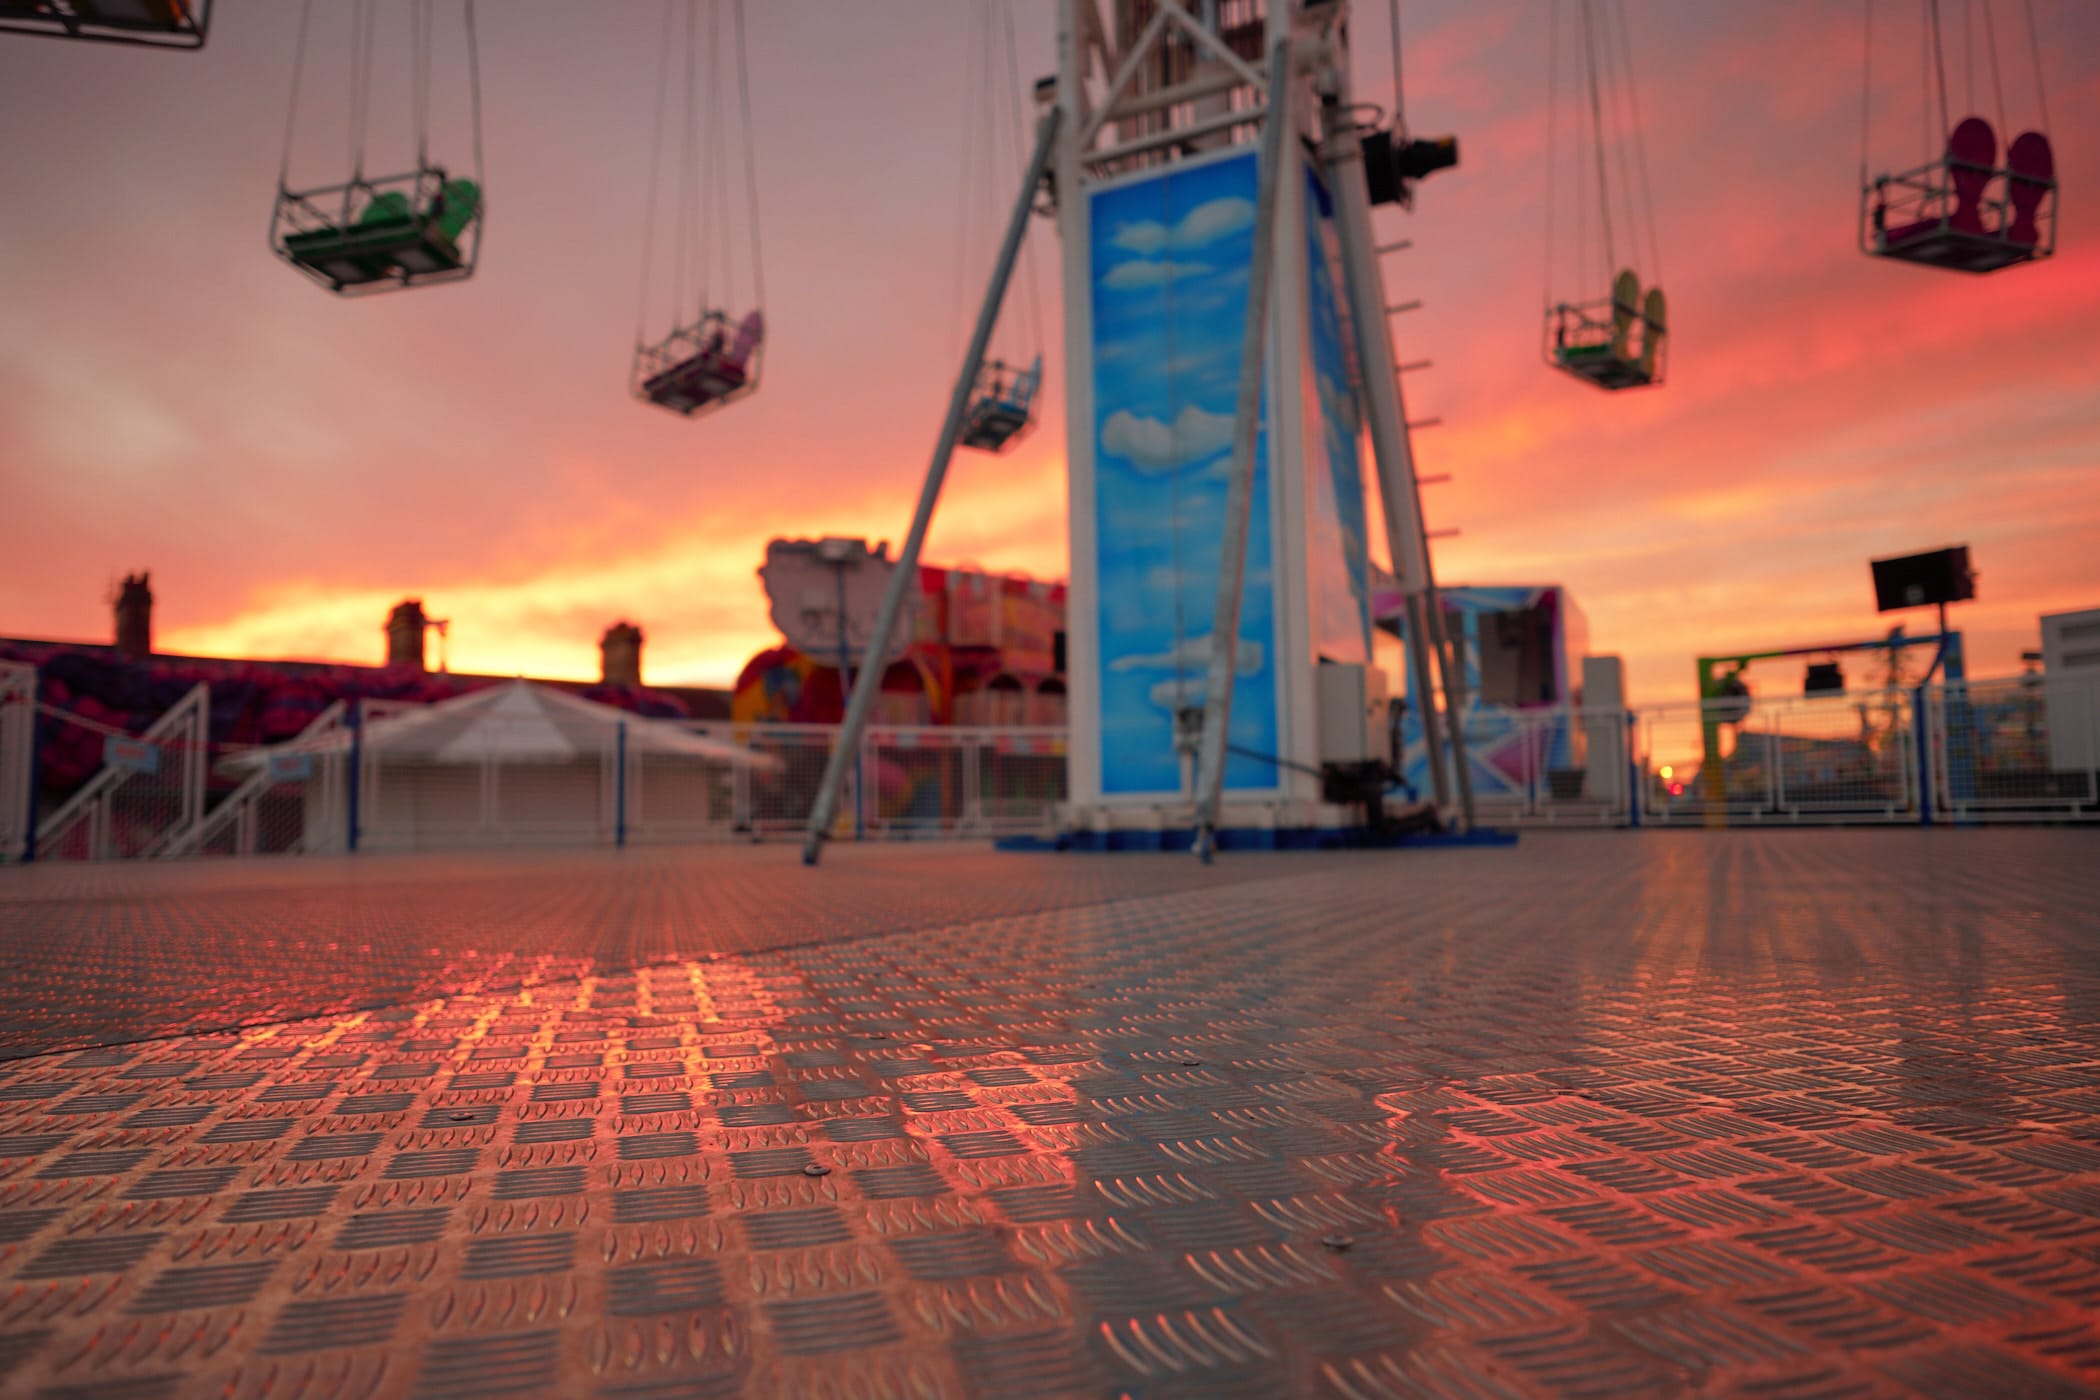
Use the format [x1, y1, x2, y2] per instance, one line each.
[0, 845, 1371, 1061]
[0, 830, 2096, 1398]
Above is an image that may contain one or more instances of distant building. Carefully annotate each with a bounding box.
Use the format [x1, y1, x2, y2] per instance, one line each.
[2, 584, 730, 808]
[113, 572, 153, 661]
[385, 599, 430, 669]
[734, 538, 1067, 726]
[600, 621, 645, 688]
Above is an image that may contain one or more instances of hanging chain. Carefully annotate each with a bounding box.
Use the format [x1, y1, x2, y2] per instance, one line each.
[464, 0, 485, 191]
[734, 0, 765, 312]
[1388, 0, 1406, 138]
[1981, 0, 2007, 149]
[673, 0, 697, 325]
[1579, 0, 1617, 282]
[1859, 0, 1873, 187]
[635, 0, 675, 348]
[698, 0, 725, 319]
[1003, 0, 1043, 362]
[411, 0, 431, 171]
[2021, 0, 2049, 133]
[1543, 0, 1558, 314]
[348, 0, 376, 183]
[1927, 0, 1951, 141]
[1611, 0, 1661, 285]
[276, 0, 315, 193]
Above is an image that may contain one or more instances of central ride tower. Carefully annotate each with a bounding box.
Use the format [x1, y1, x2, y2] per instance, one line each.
[1050, 0, 1455, 842]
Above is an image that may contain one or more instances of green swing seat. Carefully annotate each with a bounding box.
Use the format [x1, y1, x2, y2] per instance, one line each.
[1552, 269, 1665, 390]
[282, 178, 480, 290]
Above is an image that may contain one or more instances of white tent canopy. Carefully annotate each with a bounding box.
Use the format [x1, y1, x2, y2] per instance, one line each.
[222, 679, 773, 771]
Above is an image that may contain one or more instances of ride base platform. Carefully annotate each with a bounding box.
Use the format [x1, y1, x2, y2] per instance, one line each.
[0, 829, 2095, 1398]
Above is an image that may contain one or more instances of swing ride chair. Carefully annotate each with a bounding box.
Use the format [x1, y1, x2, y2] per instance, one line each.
[273, 165, 483, 296]
[634, 310, 764, 418]
[1547, 289, 1664, 391]
[0, 0, 209, 48]
[960, 356, 1042, 452]
[1862, 119, 2056, 274]
[1541, 0, 1668, 394]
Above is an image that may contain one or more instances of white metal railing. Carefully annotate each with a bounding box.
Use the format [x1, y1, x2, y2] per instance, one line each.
[1634, 673, 2100, 827]
[1928, 676, 2100, 821]
[328, 718, 1070, 853]
[1635, 689, 1919, 826]
[33, 682, 210, 860]
[13, 673, 2096, 859]
[163, 701, 350, 858]
[1435, 703, 1637, 828]
[671, 723, 1068, 842]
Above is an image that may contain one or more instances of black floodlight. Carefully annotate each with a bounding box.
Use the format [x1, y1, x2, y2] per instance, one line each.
[1871, 546, 1975, 613]
[1362, 128, 1460, 207]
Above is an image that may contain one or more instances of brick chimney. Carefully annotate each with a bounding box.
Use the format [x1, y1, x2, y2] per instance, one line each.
[600, 621, 643, 687]
[113, 572, 153, 661]
[386, 599, 428, 671]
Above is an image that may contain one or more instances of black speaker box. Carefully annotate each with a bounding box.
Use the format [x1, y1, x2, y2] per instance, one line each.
[1872, 546, 1973, 612]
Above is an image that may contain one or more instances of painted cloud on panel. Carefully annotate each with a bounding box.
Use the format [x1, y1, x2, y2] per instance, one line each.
[1106, 196, 1255, 256]
[1099, 405, 1236, 475]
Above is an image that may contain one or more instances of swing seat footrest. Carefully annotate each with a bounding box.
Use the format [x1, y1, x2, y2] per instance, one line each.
[283, 219, 466, 289]
[1874, 223, 2042, 274]
[1554, 349, 1653, 391]
[962, 403, 1031, 452]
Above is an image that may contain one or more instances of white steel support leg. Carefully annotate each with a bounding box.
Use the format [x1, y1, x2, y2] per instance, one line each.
[1318, 99, 1474, 832]
[1191, 38, 1293, 865]
[802, 106, 1062, 866]
[1401, 594, 1451, 811]
[1429, 596, 1477, 828]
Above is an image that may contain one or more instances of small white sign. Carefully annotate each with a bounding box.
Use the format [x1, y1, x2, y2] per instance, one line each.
[104, 737, 159, 775]
[266, 752, 314, 784]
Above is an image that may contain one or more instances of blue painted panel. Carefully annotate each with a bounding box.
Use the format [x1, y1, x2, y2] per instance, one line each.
[1301, 163, 1372, 665]
[1089, 152, 1279, 797]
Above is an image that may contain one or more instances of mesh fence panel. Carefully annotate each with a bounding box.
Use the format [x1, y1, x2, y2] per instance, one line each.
[866, 733, 969, 836]
[36, 809, 96, 862]
[112, 761, 198, 857]
[24, 677, 2092, 859]
[491, 757, 610, 843]
[978, 732, 1068, 832]
[195, 772, 331, 856]
[1766, 692, 1914, 815]
[363, 756, 485, 849]
[1638, 700, 1770, 823]
[627, 752, 736, 840]
[712, 726, 841, 836]
[1932, 675, 2100, 818]
[33, 685, 208, 860]
[1528, 707, 1630, 825]
[1447, 705, 1531, 824]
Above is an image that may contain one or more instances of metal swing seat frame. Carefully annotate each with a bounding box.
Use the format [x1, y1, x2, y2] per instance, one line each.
[634, 309, 765, 419]
[0, 0, 210, 49]
[628, 0, 766, 423]
[1545, 289, 1665, 392]
[273, 163, 484, 296]
[960, 355, 1042, 453]
[1861, 148, 2056, 275]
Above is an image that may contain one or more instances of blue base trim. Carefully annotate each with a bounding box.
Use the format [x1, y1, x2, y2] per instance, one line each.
[1393, 828, 1520, 848]
[996, 826, 1518, 854]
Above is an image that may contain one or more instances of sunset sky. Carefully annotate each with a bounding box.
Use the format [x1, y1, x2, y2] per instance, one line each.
[1, 1, 2095, 708]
